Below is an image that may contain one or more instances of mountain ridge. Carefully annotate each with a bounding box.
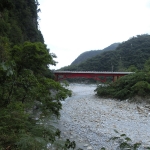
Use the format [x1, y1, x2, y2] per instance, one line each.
[71, 43, 120, 65]
[60, 34, 150, 71]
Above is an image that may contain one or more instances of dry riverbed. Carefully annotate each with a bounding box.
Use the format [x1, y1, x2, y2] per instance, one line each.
[57, 83, 150, 150]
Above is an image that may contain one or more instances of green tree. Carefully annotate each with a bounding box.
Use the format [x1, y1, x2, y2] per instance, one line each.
[118, 56, 125, 71]
[0, 42, 72, 149]
[95, 71, 150, 101]
[0, 0, 76, 149]
[144, 58, 150, 72]
[127, 65, 138, 72]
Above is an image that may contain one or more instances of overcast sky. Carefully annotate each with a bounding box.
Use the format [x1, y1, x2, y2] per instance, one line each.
[38, 0, 150, 69]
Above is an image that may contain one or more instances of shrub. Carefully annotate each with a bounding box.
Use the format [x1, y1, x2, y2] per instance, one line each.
[96, 71, 150, 101]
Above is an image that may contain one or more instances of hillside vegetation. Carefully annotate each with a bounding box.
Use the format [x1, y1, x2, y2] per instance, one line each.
[60, 34, 150, 72]
[0, 0, 44, 44]
[71, 43, 119, 65]
[0, 1, 73, 149]
[95, 59, 150, 102]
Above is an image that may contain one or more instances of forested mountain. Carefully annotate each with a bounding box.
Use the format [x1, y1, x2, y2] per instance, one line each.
[60, 34, 150, 71]
[0, 1, 72, 149]
[0, 0, 44, 45]
[71, 43, 119, 65]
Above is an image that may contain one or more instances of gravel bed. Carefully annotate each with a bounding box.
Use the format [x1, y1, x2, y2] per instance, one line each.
[58, 83, 150, 150]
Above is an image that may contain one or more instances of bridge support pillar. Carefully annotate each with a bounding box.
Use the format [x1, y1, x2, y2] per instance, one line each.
[113, 76, 118, 82]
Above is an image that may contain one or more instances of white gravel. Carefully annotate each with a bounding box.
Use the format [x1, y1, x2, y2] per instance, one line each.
[58, 83, 150, 150]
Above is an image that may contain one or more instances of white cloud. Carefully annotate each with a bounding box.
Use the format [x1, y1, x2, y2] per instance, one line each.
[38, 0, 150, 69]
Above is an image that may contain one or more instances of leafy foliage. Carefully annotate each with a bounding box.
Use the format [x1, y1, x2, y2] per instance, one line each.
[0, 42, 72, 149]
[0, 0, 44, 45]
[109, 130, 142, 150]
[0, 0, 74, 149]
[95, 61, 150, 101]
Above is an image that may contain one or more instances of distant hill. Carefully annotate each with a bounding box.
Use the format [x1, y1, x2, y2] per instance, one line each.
[71, 43, 119, 65]
[60, 34, 150, 71]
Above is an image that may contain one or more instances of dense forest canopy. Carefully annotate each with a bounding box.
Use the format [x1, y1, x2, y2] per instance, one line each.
[0, 0, 44, 45]
[0, 0, 74, 149]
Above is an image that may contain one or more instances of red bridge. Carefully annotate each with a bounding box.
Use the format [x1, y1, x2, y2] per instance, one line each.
[54, 71, 133, 82]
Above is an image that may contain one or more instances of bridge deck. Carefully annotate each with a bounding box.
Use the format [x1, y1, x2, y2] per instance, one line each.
[54, 71, 133, 82]
[54, 71, 133, 75]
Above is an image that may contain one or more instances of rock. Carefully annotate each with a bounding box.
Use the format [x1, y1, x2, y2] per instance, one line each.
[58, 83, 150, 150]
[145, 105, 150, 109]
[79, 139, 83, 142]
[83, 144, 89, 147]
[87, 146, 93, 150]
